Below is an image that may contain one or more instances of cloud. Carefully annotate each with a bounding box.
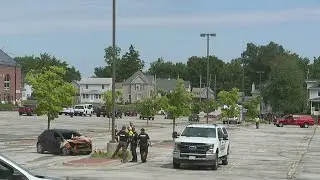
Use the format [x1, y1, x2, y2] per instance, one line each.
[0, 1, 320, 35]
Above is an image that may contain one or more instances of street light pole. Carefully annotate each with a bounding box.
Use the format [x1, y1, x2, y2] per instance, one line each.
[111, 0, 116, 143]
[200, 33, 216, 124]
[256, 71, 265, 115]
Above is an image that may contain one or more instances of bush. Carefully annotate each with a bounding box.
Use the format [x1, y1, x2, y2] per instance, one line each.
[90, 149, 131, 160]
[0, 104, 18, 111]
[116, 104, 137, 112]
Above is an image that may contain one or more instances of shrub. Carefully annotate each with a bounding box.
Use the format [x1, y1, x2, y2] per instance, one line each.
[0, 103, 18, 111]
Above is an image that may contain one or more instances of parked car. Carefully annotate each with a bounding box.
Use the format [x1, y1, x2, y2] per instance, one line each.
[165, 112, 173, 119]
[188, 113, 200, 122]
[18, 104, 36, 116]
[96, 106, 108, 117]
[223, 117, 241, 124]
[36, 129, 92, 156]
[74, 104, 93, 116]
[59, 107, 74, 115]
[0, 154, 55, 180]
[107, 109, 122, 118]
[172, 124, 230, 170]
[139, 115, 155, 120]
[124, 109, 137, 116]
[275, 114, 314, 128]
[158, 109, 165, 115]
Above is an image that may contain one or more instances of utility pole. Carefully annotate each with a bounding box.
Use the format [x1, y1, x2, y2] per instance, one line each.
[199, 73, 202, 102]
[200, 33, 216, 124]
[256, 71, 265, 115]
[111, 0, 116, 143]
[241, 58, 245, 122]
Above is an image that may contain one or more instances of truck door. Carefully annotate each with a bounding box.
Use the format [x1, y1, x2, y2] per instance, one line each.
[288, 115, 295, 125]
[217, 128, 226, 156]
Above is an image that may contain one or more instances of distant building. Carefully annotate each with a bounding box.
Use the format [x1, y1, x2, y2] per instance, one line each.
[73, 77, 112, 104]
[191, 87, 214, 100]
[306, 79, 320, 115]
[21, 84, 32, 101]
[0, 49, 22, 103]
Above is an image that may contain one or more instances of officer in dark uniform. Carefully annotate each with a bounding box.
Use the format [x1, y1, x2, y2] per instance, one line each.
[112, 126, 129, 162]
[138, 128, 151, 163]
[130, 127, 138, 162]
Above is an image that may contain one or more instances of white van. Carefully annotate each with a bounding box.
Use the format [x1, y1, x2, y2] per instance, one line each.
[74, 104, 93, 116]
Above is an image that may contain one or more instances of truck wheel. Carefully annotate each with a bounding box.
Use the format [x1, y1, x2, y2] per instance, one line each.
[103, 114, 106, 117]
[173, 160, 180, 169]
[89, 113, 92, 117]
[222, 155, 228, 165]
[74, 113, 78, 116]
[152, 117, 155, 120]
[97, 114, 100, 117]
[212, 153, 218, 170]
[139, 116, 142, 119]
[27, 112, 32, 116]
[19, 113, 22, 116]
[304, 123, 309, 128]
[300, 125, 303, 128]
[59, 113, 62, 115]
[279, 122, 283, 127]
[223, 121, 226, 124]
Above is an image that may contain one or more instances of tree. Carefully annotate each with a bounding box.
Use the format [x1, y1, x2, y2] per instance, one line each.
[166, 79, 192, 132]
[243, 97, 260, 120]
[136, 94, 168, 125]
[94, 45, 145, 81]
[262, 54, 305, 114]
[201, 99, 217, 113]
[15, 53, 81, 82]
[102, 90, 122, 129]
[25, 66, 76, 129]
[218, 88, 240, 122]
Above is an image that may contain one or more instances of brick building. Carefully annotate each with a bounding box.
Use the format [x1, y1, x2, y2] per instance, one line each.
[0, 49, 22, 103]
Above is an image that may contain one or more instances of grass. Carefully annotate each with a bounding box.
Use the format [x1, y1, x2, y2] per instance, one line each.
[90, 149, 132, 160]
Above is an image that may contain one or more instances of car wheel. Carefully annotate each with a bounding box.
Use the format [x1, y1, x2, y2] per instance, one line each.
[103, 114, 106, 117]
[212, 153, 218, 170]
[59, 113, 62, 115]
[65, 113, 68, 115]
[97, 114, 100, 117]
[90, 114, 92, 117]
[74, 113, 78, 116]
[173, 160, 180, 169]
[279, 122, 283, 127]
[222, 155, 228, 165]
[223, 121, 226, 124]
[61, 147, 70, 156]
[19, 113, 22, 116]
[37, 143, 44, 154]
[139, 116, 142, 119]
[300, 125, 303, 128]
[304, 123, 309, 128]
[152, 117, 155, 120]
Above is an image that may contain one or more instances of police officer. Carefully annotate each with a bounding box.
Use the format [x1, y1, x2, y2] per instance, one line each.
[130, 127, 138, 162]
[138, 128, 151, 163]
[112, 126, 129, 162]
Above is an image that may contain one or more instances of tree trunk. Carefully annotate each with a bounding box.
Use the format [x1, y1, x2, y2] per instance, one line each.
[108, 117, 111, 131]
[173, 118, 176, 132]
[147, 116, 149, 125]
[47, 116, 51, 130]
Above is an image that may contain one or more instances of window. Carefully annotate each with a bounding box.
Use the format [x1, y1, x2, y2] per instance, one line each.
[222, 127, 228, 135]
[136, 94, 141, 100]
[318, 90, 320, 97]
[4, 74, 10, 90]
[102, 85, 105, 89]
[95, 94, 98, 99]
[86, 85, 88, 89]
[86, 94, 89, 99]
[217, 128, 223, 139]
[135, 84, 141, 90]
[82, 94, 86, 99]
[98, 95, 101, 99]
[180, 127, 216, 138]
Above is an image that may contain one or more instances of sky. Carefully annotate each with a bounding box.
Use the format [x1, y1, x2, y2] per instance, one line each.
[0, 0, 319, 77]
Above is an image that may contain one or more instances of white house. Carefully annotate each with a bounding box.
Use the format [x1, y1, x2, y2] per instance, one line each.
[73, 78, 112, 104]
[21, 84, 32, 101]
[306, 79, 320, 115]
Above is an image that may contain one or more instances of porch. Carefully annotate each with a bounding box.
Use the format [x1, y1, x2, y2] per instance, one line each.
[309, 98, 320, 115]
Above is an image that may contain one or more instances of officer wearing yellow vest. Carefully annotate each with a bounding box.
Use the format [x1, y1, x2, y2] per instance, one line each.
[255, 115, 260, 129]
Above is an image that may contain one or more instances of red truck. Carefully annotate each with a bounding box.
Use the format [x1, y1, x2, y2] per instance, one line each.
[18, 105, 36, 116]
[275, 114, 314, 128]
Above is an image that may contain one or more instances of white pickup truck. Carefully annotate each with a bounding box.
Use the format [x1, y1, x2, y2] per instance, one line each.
[172, 124, 230, 170]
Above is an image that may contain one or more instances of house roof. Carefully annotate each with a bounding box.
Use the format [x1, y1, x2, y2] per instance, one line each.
[123, 71, 152, 85]
[0, 49, 19, 67]
[77, 77, 112, 85]
[192, 87, 214, 94]
[156, 78, 190, 91]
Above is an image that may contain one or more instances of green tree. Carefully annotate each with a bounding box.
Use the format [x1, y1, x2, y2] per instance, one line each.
[102, 90, 122, 129]
[166, 79, 192, 132]
[147, 58, 188, 80]
[218, 88, 240, 122]
[94, 45, 145, 82]
[136, 94, 168, 125]
[262, 54, 305, 114]
[201, 99, 217, 113]
[243, 97, 259, 120]
[25, 66, 76, 129]
[15, 53, 81, 82]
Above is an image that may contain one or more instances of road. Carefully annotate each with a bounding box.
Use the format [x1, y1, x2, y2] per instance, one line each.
[1, 111, 320, 180]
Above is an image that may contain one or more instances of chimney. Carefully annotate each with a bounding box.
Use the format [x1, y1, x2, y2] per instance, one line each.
[251, 83, 255, 94]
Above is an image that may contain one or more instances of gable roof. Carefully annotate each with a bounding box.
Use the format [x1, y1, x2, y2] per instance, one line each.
[192, 87, 214, 94]
[0, 49, 19, 67]
[77, 77, 112, 85]
[123, 71, 152, 85]
[156, 78, 190, 91]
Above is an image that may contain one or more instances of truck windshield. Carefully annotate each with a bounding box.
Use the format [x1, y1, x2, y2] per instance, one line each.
[180, 127, 216, 138]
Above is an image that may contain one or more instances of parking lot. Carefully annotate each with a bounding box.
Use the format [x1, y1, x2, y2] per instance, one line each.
[1, 111, 320, 180]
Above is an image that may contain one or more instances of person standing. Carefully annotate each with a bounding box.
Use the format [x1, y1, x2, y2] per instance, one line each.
[255, 116, 260, 129]
[138, 128, 151, 163]
[130, 127, 138, 162]
[112, 126, 129, 163]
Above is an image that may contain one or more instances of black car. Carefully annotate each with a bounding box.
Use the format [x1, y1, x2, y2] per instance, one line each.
[139, 115, 155, 120]
[36, 129, 92, 156]
[188, 113, 200, 122]
[96, 106, 108, 117]
[107, 109, 122, 118]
